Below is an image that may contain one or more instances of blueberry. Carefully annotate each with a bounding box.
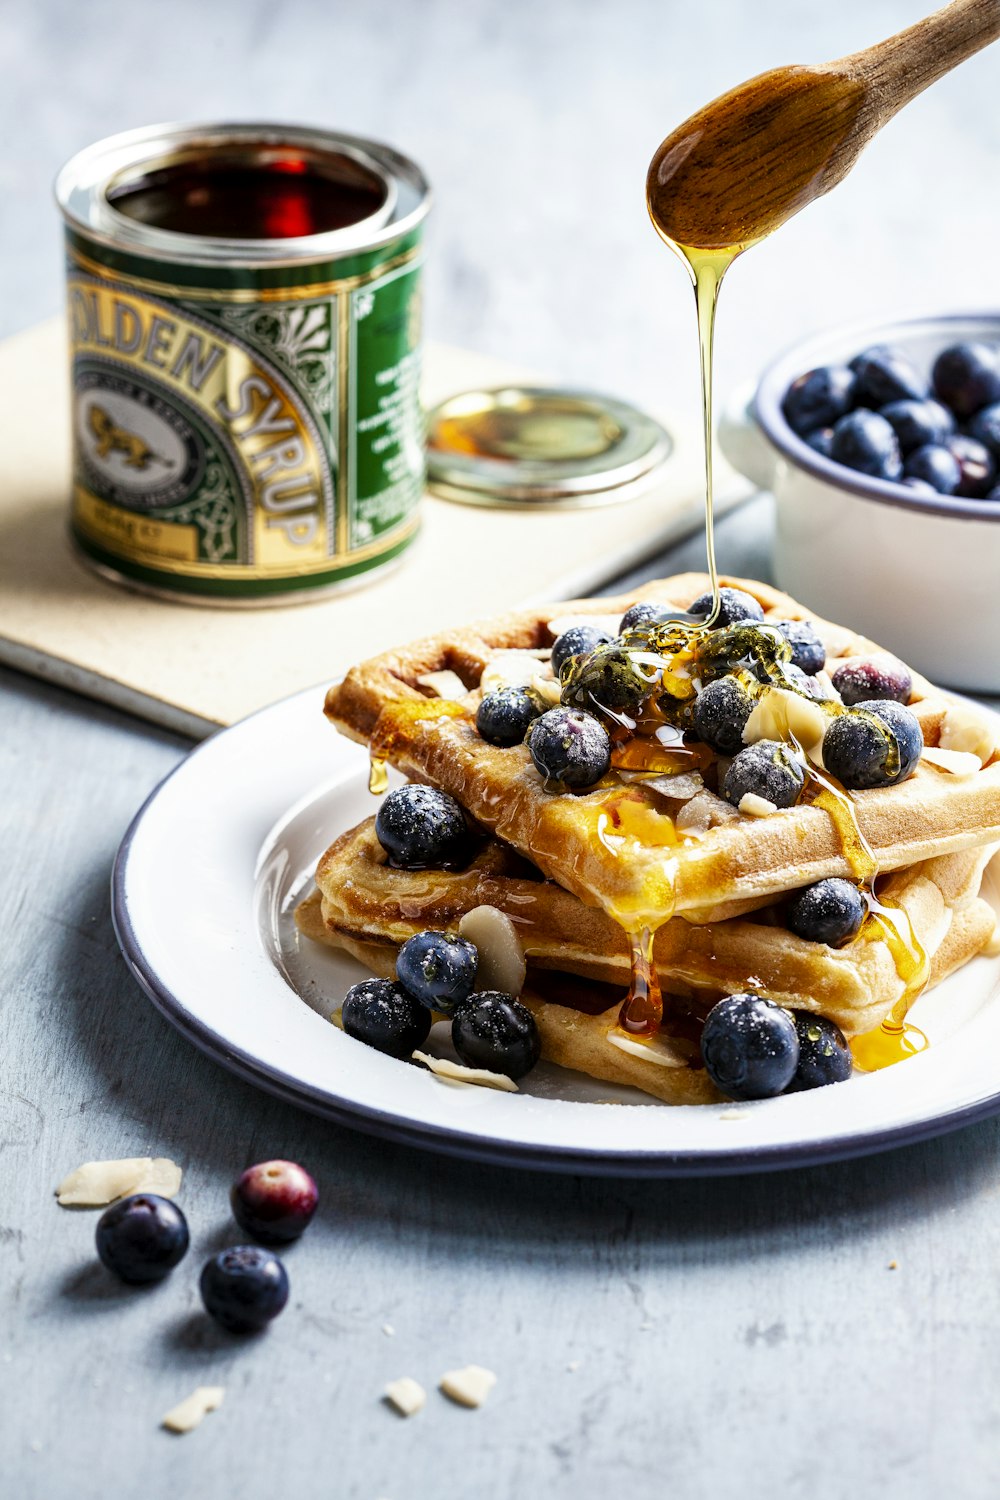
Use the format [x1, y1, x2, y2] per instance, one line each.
[476, 688, 539, 747]
[723, 740, 804, 809]
[451, 991, 541, 1079]
[774, 619, 825, 675]
[902, 443, 961, 495]
[781, 365, 856, 436]
[881, 398, 955, 455]
[200, 1245, 289, 1334]
[822, 701, 923, 790]
[965, 402, 1000, 459]
[527, 706, 611, 787]
[788, 1012, 853, 1091]
[561, 644, 653, 715]
[698, 621, 792, 683]
[95, 1194, 189, 1285]
[786, 878, 866, 945]
[688, 587, 765, 627]
[700, 993, 799, 1100]
[619, 601, 666, 634]
[945, 434, 997, 498]
[783, 663, 833, 700]
[397, 930, 478, 1013]
[551, 624, 613, 679]
[692, 675, 757, 755]
[803, 426, 834, 458]
[231, 1161, 318, 1244]
[341, 977, 431, 1058]
[901, 477, 938, 496]
[830, 410, 902, 481]
[830, 655, 912, 706]
[932, 342, 1000, 419]
[850, 346, 926, 406]
[375, 785, 471, 870]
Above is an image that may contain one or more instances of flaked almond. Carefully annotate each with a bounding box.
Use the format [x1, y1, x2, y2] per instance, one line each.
[743, 685, 827, 765]
[412, 1051, 518, 1092]
[416, 670, 469, 701]
[439, 1366, 497, 1408]
[921, 745, 982, 778]
[56, 1157, 182, 1208]
[162, 1386, 225, 1434]
[939, 702, 1000, 766]
[384, 1377, 426, 1417]
[480, 651, 548, 694]
[738, 792, 779, 818]
[458, 905, 527, 998]
[607, 1032, 688, 1069]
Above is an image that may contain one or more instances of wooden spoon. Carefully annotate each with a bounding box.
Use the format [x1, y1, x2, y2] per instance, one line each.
[647, 0, 1000, 252]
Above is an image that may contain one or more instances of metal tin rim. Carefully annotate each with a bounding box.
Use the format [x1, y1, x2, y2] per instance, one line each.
[425, 385, 672, 507]
[55, 120, 432, 269]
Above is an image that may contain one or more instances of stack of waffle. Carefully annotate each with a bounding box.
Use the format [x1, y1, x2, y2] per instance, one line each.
[297, 574, 1000, 1105]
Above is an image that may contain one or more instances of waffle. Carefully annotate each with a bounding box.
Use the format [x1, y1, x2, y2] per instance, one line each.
[324, 574, 1000, 928]
[296, 825, 998, 1105]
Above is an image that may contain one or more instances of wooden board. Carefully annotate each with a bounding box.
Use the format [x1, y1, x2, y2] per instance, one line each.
[0, 317, 747, 738]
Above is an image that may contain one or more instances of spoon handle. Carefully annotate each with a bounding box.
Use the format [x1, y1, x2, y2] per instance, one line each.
[845, 0, 1000, 120]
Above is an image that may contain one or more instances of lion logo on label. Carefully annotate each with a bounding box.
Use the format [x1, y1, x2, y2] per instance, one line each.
[88, 403, 175, 472]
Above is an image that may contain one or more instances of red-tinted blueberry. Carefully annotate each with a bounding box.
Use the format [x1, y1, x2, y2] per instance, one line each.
[722, 740, 805, 809]
[550, 624, 614, 680]
[688, 587, 764, 627]
[451, 991, 541, 1079]
[700, 993, 800, 1100]
[397, 930, 478, 1013]
[787, 1012, 853, 1091]
[341, 977, 431, 1058]
[902, 443, 961, 494]
[95, 1194, 189, 1285]
[945, 434, 997, 498]
[822, 701, 923, 790]
[803, 426, 834, 458]
[774, 619, 826, 675]
[786, 878, 865, 945]
[781, 365, 856, 437]
[881, 398, 955, 455]
[527, 706, 611, 787]
[965, 402, 1000, 459]
[830, 411, 902, 480]
[850, 346, 926, 406]
[830, 655, 912, 705]
[375, 785, 471, 870]
[200, 1245, 289, 1334]
[476, 688, 539, 747]
[932, 342, 1000, 419]
[230, 1161, 318, 1244]
[692, 675, 757, 755]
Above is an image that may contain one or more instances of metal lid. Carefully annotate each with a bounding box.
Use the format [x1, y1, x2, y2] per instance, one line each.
[425, 386, 672, 508]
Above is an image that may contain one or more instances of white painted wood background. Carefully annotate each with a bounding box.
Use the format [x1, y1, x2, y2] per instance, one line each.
[3, 3, 1000, 1498]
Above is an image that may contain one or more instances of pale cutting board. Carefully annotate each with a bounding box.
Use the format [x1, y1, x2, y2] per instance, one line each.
[0, 317, 747, 738]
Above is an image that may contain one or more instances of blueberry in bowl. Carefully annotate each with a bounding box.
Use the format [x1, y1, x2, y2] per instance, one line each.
[780, 364, 855, 436]
[829, 411, 902, 481]
[850, 345, 926, 407]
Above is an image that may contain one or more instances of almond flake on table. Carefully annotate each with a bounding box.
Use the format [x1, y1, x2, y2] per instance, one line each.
[55, 1156, 182, 1207]
[161, 1386, 225, 1434]
[384, 1377, 426, 1417]
[439, 1365, 497, 1408]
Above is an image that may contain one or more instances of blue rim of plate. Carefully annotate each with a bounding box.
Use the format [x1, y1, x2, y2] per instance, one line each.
[110, 689, 1000, 1178]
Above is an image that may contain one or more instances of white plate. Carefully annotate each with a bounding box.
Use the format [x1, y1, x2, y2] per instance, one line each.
[112, 686, 1000, 1176]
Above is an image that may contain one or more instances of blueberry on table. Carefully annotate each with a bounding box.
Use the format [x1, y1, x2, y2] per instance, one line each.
[902, 443, 961, 495]
[965, 402, 1000, 459]
[476, 688, 539, 748]
[830, 410, 902, 481]
[722, 740, 805, 809]
[803, 426, 834, 459]
[200, 1246, 289, 1334]
[830, 655, 912, 706]
[619, 601, 666, 634]
[700, 993, 800, 1100]
[95, 1194, 189, 1285]
[786, 878, 866, 946]
[932, 342, 1000, 419]
[774, 619, 826, 676]
[881, 398, 954, 455]
[946, 434, 997, 498]
[850, 345, 926, 406]
[822, 701, 923, 790]
[397, 930, 478, 1013]
[692, 675, 757, 755]
[788, 1012, 853, 1091]
[550, 624, 613, 679]
[781, 365, 856, 436]
[341, 977, 432, 1057]
[230, 1161, 319, 1244]
[527, 707, 611, 788]
[375, 785, 471, 869]
[560, 644, 652, 715]
[688, 586, 764, 627]
[451, 991, 541, 1079]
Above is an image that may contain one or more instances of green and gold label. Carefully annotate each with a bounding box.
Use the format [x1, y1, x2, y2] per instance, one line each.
[66, 239, 423, 597]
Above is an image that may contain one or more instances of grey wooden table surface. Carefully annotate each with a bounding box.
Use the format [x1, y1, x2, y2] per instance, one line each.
[5, 3, 1000, 1498]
